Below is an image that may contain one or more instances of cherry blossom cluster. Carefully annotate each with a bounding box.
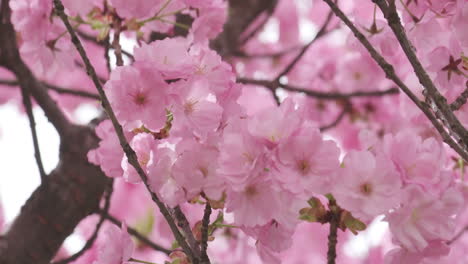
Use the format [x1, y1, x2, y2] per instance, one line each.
[1, 0, 468, 264]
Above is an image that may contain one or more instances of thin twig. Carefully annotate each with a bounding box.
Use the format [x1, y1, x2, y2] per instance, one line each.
[237, 78, 399, 99]
[321, 0, 468, 162]
[0, 79, 100, 100]
[274, 8, 335, 81]
[172, 206, 201, 260]
[450, 81, 468, 111]
[320, 102, 351, 132]
[98, 209, 172, 255]
[52, 1, 197, 263]
[19, 81, 47, 182]
[239, 0, 278, 46]
[448, 224, 468, 245]
[200, 203, 212, 264]
[112, 16, 124, 67]
[103, 35, 112, 74]
[52, 179, 114, 264]
[76, 30, 134, 62]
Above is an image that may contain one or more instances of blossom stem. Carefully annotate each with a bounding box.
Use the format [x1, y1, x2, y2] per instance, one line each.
[327, 198, 339, 264]
[128, 258, 160, 264]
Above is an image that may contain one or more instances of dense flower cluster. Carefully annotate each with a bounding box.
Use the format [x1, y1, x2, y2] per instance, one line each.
[1, 0, 468, 263]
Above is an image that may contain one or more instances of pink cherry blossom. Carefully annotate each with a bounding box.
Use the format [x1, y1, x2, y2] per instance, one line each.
[134, 38, 196, 79]
[88, 120, 126, 178]
[93, 223, 134, 264]
[105, 63, 169, 131]
[386, 185, 463, 252]
[169, 78, 223, 139]
[172, 139, 225, 201]
[334, 150, 402, 222]
[226, 173, 281, 227]
[275, 122, 340, 196]
[121, 133, 158, 183]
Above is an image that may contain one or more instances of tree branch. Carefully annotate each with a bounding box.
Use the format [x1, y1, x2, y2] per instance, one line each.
[274, 8, 335, 81]
[450, 81, 468, 111]
[200, 203, 212, 264]
[112, 16, 124, 67]
[320, 101, 351, 132]
[19, 81, 47, 182]
[0, 79, 100, 100]
[172, 206, 201, 260]
[52, 1, 198, 262]
[237, 78, 399, 99]
[98, 210, 172, 255]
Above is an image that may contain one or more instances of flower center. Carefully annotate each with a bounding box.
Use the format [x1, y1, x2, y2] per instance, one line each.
[297, 159, 310, 175]
[359, 182, 373, 196]
[245, 185, 258, 197]
[134, 92, 147, 106]
[184, 99, 198, 115]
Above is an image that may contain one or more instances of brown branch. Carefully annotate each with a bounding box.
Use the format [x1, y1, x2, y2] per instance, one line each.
[274, 8, 335, 81]
[76, 30, 134, 62]
[450, 80, 468, 111]
[200, 203, 212, 264]
[321, 0, 468, 162]
[172, 206, 201, 260]
[0, 79, 100, 100]
[211, 0, 279, 56]
[19, 80, 47, 182]
[51, 179, 113, 264]
[112, 16, 124, 67]
[320, 102, 351, 132]
[327, 198, 339, 264]
[237, 78, 399, 99]
[52, 1, 198, 263]
[97, 210, 172, 255]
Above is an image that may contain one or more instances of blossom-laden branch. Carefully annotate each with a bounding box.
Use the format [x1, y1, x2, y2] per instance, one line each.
[52, 0, 199, 263]
[372, 0, 468, 152]
[52, 179, 113, 264]
[321, 0, 468, 162]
